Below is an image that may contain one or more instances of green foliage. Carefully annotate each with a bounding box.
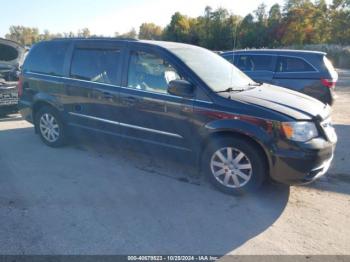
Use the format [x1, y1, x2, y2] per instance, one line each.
[4, 0, 350, 50]
[158, 0, 350, 49]
[139, 23, 163, 40]
[77, 28, 91, 38]
[5, 26, 40, 45]
[163, 12, 192, 42]
[162, 7, 241, 50]
[115, 28, 138, 39]
[287, 44, 350, 68]
[5, 26, 94, 45]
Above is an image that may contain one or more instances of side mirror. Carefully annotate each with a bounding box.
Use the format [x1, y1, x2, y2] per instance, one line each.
[168, 80, 194, 98]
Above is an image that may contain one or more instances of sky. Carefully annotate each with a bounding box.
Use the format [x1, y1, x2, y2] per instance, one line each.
[0, 0, 299, 37]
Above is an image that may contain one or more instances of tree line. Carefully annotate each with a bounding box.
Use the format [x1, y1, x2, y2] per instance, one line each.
[4, 0, 350, 50]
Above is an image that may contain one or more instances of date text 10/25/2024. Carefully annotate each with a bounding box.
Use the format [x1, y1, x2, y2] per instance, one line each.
[127, 256, 219, 261]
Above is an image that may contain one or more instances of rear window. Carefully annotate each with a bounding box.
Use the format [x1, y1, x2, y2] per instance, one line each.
[70, 49, 120, 85]
[23, 41, 69, 76]
[277, 56, 316, 72]
[0, 44, 18, 61]
[236, 55, 274, 72]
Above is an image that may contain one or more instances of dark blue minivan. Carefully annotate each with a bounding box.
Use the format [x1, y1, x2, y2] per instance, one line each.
[18, 39, 337, 194]
[221, 50, 338, 105]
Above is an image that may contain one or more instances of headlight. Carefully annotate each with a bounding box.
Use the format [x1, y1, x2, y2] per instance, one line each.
[281, 122, 318, 142]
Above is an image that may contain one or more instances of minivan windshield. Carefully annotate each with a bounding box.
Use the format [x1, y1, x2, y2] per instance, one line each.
[169, 45, 254, 92]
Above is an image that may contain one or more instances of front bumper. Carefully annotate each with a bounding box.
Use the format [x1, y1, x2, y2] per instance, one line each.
[301, 155, 333, 184]
[269, 140, 336, 185]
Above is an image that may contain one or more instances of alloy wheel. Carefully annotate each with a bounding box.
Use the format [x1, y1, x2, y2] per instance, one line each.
[39, 113, 60, 143]
[210, 147, 253, 188]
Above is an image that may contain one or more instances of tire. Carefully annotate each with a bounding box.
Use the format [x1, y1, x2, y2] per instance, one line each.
[202, 136, 267, 195]
[35, 106, 66, 147]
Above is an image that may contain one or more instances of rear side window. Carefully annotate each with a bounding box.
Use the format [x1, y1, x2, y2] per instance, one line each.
[70, 49, 120, 85]
[236, 55, 274, 72]
[277, 56, 316, 72]
[23, 42, 69, 76]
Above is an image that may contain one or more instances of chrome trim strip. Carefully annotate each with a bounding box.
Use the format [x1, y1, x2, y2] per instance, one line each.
[26, 71, 213, 104]
[69, 112, 183, 139]
[68, 122, 191, 151]
[69, 112, 119, 125]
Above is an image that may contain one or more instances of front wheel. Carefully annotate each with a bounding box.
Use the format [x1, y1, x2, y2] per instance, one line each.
[202, 137, 267, 195]
[35, 106, 66, 147]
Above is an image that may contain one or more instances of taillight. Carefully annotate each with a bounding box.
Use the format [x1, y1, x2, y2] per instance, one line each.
[17, 75, 23, 97]
[321, 78, 336, 89]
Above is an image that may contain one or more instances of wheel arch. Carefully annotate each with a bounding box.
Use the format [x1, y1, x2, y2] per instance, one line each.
[198, 130, 272, 176]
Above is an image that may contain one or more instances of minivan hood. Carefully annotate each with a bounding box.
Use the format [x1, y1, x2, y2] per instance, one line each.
[0, 38, 25, 69]
[229, 84, 331, 120]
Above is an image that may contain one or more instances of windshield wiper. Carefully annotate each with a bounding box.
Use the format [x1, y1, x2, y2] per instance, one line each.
[215, 87, 246, 93]
[216, 82, 263, 93]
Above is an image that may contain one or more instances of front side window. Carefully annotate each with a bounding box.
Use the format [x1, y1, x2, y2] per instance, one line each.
[24, 41, 69, 76]
[70, 48, 120, 85]
[236, 55, 274, 72]
[127, 51, 181, 94]
[277, 56, 315, 73]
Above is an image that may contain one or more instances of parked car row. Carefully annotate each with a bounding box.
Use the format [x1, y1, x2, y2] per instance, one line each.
[18, 39, 337, 194]
[221, 49, 338, 105]
[0, 38, 26, 116]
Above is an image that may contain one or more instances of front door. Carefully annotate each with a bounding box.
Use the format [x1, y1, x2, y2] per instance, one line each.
[116, 46, 194, 151]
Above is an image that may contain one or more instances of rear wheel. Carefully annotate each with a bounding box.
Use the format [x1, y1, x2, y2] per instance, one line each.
[202, 137, 267, 195]
[35, 106, 66, 147]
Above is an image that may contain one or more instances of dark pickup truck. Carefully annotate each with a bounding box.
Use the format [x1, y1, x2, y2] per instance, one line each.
[0, 38, 26, 115]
